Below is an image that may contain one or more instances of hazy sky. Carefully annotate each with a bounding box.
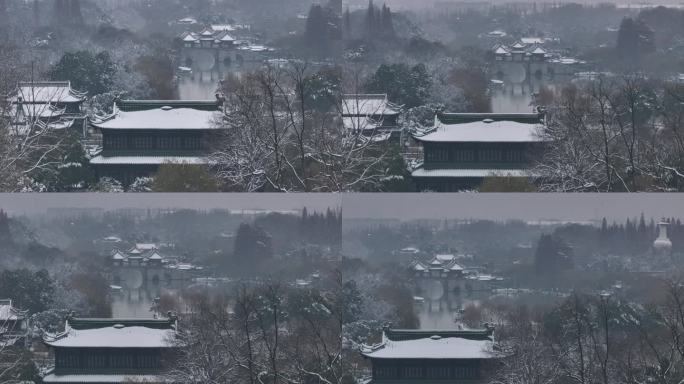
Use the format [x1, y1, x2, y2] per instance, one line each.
[342, 194, 684, 222]
[0, 193, 340, 216]
[2, 194, 683, 222]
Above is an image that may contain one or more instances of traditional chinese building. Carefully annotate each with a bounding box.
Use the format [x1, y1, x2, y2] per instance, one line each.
[361, 327, 497, 383]
[177, 24, 271, 72]
[493, 41, 549, 64]
[411, 112, 545, 191]
[0, 299, 30, 348]
[42, 316, 178, 384]
[411, 254, 466, 294]
[6, 81, 87, 134]
[89, 99, 224, 185]
[342, 94, 401, 139]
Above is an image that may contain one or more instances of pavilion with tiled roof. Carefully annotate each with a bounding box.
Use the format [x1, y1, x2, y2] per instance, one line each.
[42, 316, 178, 384]
[411, 112, 546, 191]
[89, 99, 225, 185]
[361, 326, 498, 382]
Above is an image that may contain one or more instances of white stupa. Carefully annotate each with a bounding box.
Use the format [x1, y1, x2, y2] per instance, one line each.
[653, 219, 672, 252]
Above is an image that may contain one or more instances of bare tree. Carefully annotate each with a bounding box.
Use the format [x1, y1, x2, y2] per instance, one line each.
[167, 279, 346, 384]
[211, 63, 390, 192]
[0, 68, 71, 192]
[535, 76, 681, 192]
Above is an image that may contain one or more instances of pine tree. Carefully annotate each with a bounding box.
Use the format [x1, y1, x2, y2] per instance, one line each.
[0, 209, 11, 245]
[366, 0, 375, 38]
[381, 3, 395, 37]
[344, 7, 351, 37]
[69, 0, 84, 25]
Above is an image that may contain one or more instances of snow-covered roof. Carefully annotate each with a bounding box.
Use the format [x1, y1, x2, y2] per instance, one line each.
[44, 318, 176, 348]
[494, 46, 510, 54]
[211, 24, 236, 32]
[531, 46, 547, 54]
[488, 30, 507, 37]
[412, 262, 427, 271]
[362, 328, 495, 360]
[343, 116, 382, 131]
[12, 81, 86, 104]
[90, 156, 209, 165]
[18, 104, 66, 118]
[136, 243, 157, 250]
[414, 113, 544, 143]
[342, 94, 400, 116]
[217, 31, 235, 41]
[0, 300, 28, 321]
[511, 41, 526, 49]
[412, 168, 532, 178]
[521, 37, 546, 44]
[435, 254, 455, 262]
[182, 33, 199, 42]
[92, 107, 221, 130]
[43, 373, 167, 383]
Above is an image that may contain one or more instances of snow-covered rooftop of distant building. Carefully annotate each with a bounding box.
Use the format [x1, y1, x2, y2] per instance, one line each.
[177, 17, 198, 24]
[90, 156, 209, 165]
[487, 30, 507, 37]
[92, 107, 221, 130]
[12, 81, 86, 104]
[362, 330, 495, 360]
[412, 168, 532, 178]
[414, 113, 544, 143]
[342, 94, 400, 116]
[521, 37, 547, 44]
[44, 321, 176, 348]
[0, 300, 27, 321]
[135, 243, 157, 250]
[211, 24, 236, 32]
[44, 325, 172, 348]
[43, 373, 167, 383]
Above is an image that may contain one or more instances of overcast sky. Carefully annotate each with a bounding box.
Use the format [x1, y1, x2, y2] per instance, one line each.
[0, 194, 340, 216]
[342, 194, 684, 222]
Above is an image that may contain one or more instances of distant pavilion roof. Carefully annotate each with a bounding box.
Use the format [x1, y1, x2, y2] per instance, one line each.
[413, 113, 545, 143]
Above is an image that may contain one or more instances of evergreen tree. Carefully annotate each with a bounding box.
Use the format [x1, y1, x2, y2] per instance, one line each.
[364, 63, 432, 108]
[69, 0, 83, 25]
[0, 269, 55, 313]
[0, 209, 11, 245]
[381, 3, 395, 37]
[344, 7, 351, 36]
[49, 51, 116, 96]
[616, 17, 656, 64]
[366, 0, 375, 38]
[233, 223, 273, 274]
[305, 5, 328, 48]
[534, 234, 573, 275]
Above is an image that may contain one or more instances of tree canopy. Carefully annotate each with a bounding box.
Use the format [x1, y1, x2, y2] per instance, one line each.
[48, 51, 116, 96]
